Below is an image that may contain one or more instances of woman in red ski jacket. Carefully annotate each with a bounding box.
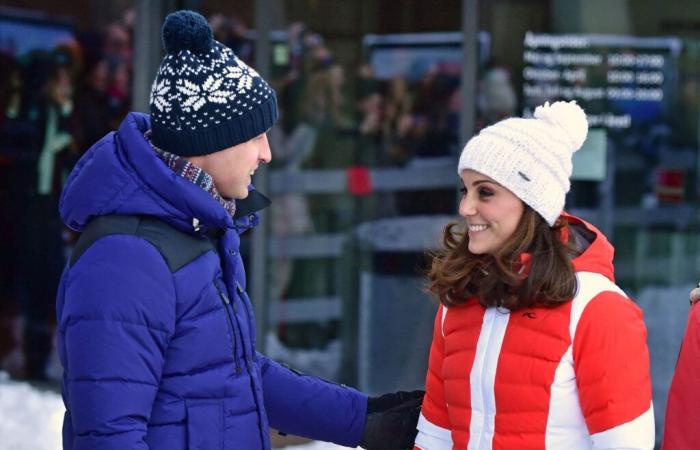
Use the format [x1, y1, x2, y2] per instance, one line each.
[414, 101, 654, 450]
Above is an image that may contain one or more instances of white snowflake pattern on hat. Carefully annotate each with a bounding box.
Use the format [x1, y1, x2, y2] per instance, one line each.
[149, 10, 277, 155]
[176, 75, 232, 112]
[225, 59, 259, 92]
[150, 79, 172, 113]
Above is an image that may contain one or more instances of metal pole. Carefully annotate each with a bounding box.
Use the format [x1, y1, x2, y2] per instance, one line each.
[132, 0, 167, 113]
[251, 0, 272, 353]
[132, 0, 199, 112]
[460, 0, 479, 147]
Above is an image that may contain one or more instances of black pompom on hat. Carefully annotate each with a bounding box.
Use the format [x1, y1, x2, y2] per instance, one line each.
[161, 10, 213, 54]
[149, 10, 277, 156]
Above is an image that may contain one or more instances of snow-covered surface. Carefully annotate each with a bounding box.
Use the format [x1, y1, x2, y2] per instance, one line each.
[0, 372, 353, 450]
[0, 373, 64, 450]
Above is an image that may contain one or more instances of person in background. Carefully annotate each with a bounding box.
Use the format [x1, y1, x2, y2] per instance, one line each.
[26, 57, 76, 380]
[661, 284, 700, 449]
[0, 54, 23, 376]
[56, 10, 420, 450]
[415, 101, 654, 449]
[73, 57, 112, 152]
[475, 65, 517, 130]
[1, 50, 75, 380]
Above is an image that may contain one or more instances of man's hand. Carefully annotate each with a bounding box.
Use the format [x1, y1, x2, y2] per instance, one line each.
[359, 390, 424, 450]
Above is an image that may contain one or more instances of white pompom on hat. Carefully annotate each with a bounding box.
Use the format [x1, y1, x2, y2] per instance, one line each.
[457, 100, 588, 225]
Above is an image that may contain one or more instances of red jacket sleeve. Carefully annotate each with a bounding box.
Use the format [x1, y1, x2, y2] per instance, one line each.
[573, 291, 654, 448]
[662, 303, 700, 450]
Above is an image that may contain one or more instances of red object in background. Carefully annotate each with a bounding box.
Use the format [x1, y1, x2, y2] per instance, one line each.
[662, 304, 700, 450]
[656, 169, 684, 203]
[347, 166, 373, 196]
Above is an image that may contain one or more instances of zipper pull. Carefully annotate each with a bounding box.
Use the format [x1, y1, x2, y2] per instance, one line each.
[215, 283, 230, 304]
[216, 282, 242, 374]
[219, 288, 230, 305]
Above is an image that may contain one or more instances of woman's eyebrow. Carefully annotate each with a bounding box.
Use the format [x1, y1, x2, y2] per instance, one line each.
[472, 179, 500, 187]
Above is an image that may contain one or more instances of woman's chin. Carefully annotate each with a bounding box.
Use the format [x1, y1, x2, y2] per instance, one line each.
[468, 240, 495, 255]
[468, 243, 485, 255]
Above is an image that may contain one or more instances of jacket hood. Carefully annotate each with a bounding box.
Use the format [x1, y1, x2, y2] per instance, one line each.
[564, 213, 616, 281]
[60, 112, 235, 233]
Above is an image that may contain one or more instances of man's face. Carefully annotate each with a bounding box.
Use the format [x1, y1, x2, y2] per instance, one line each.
[187, 133, 272, 199]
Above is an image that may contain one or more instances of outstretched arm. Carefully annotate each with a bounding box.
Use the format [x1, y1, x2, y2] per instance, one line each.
[258, 353, 367, 447]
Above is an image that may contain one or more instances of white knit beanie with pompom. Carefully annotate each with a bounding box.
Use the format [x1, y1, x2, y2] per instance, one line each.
[457, 100, 588, 225]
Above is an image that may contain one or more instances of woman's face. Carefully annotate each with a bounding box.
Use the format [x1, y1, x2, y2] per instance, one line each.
[459, 169, 525, 255]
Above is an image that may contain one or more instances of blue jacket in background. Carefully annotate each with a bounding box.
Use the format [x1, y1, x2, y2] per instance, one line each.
[56, 112, 367, 449]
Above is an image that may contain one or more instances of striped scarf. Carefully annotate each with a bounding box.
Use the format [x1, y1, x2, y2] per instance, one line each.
[145, 131, 236, 217]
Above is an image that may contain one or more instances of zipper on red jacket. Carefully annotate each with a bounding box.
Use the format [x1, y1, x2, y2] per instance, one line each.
[215, 281, 242, 375]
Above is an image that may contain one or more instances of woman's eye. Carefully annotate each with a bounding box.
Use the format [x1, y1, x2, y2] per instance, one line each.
[459, 187, 467, 196]
[478, 188, 493, 198]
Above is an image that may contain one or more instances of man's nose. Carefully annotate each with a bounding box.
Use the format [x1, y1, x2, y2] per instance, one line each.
[259, 134, 272, 163]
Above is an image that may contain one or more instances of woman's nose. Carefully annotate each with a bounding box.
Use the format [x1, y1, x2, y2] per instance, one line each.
[459, 195, 476, 218]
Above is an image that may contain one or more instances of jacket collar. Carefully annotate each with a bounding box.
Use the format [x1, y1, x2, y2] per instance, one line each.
[510, 213, 615, 282]
[563, 213, 615, 281]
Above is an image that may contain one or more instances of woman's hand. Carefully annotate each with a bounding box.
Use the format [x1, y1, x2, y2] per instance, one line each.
[690, 283, 700, 306]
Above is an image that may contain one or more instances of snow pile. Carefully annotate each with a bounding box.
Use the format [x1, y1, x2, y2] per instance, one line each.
[0, 372, 64, 450]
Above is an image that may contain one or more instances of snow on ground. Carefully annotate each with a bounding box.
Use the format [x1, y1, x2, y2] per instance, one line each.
[0, 372, 64, 450]
[0, 372, 354, 450]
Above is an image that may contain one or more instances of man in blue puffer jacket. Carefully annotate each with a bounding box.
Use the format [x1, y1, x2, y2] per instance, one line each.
[56, 10, 421, 450]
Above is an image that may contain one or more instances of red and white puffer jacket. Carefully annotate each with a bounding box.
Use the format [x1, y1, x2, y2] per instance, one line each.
[414, 214, 654, 450]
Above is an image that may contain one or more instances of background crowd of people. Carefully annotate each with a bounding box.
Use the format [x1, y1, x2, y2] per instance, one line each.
[0, 6, 494, 381]
[0, 9, 134, 380]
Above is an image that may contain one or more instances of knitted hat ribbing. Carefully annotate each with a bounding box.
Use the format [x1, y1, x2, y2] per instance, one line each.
[149, 10, 277, 156]
[457, 101, 588, 225]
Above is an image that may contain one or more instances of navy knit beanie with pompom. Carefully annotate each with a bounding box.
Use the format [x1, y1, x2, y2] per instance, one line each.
[149, 10, 277, 156]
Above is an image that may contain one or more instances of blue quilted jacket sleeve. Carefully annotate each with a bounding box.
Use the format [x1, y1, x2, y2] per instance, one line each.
[59, 236, 176, 449]
[258, 352, 368, 447]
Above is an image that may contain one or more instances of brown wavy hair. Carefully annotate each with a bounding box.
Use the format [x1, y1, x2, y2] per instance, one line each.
[427, 207, 577, 310]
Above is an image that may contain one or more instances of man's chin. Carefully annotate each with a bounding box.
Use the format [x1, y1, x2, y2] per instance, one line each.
[233, 189, 249, 200]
